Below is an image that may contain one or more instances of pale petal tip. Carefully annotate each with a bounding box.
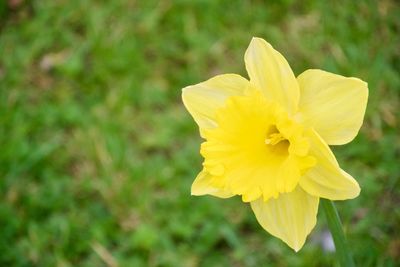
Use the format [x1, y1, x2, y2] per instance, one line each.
[181, 85, 191, 99]
[249, 37, 272, 47]
[181, 86, 190, 104]
[191, 188, 205, 197]
[341, 170, 361, 200]
[190, 182, 204, 196]
[190, 188, 197, 196]
[286, 237, 306, 252]
[351, 183, 361, 199]
[190, 186, 196, 195]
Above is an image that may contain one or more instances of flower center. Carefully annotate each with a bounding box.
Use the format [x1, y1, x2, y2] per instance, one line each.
[265, 132, 286, 145]
[201, 89, 315, 202]
[264, 126, 290, 156]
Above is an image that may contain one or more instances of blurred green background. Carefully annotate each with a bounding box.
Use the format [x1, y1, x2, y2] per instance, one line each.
[0, 0, 399, 266]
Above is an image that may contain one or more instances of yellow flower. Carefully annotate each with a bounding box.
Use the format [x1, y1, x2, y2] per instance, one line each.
[182, 37, 368, 251]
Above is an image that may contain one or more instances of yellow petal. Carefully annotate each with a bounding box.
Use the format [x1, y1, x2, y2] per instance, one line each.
[299, 129, 360, 200]
[251, 186, 318, 251]
[191, 170, 234, 198]
[297, 69, 368, 145]
[244, 37, 299, 114]
[276, 156, 301, 194]
[182, 74, 250, 136]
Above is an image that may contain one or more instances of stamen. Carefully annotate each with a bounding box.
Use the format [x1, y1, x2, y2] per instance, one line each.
[265, 133, 286, 145]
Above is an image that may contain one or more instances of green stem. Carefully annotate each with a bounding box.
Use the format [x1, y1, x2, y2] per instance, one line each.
[321, 199, 355, 267]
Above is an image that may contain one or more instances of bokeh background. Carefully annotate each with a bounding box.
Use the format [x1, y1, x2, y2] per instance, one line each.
[1, 1, 399, 266]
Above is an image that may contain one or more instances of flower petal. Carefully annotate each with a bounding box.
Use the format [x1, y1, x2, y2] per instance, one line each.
[244, 37, 299, 114]
[251, 186, 319, 251]
[182, 74, 250, 136]
[299, 129, 360, 200]
[297, 69, 368, 145]
[191, 170, 234, 198]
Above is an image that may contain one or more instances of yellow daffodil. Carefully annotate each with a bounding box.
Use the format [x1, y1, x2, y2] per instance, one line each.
[182, 37, 368, 251]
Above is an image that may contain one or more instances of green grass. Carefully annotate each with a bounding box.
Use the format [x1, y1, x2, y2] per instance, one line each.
[0, 0, 399, 266]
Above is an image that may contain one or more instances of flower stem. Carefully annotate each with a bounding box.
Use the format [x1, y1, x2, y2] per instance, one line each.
[321, 199, 355, 267]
